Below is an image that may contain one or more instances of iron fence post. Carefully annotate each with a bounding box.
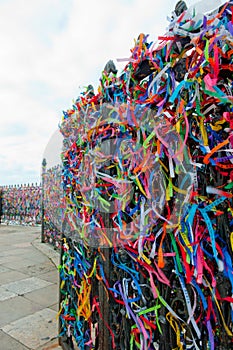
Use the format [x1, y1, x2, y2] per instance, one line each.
[0, 188, 2, 225]
[41, 158, 47, 243]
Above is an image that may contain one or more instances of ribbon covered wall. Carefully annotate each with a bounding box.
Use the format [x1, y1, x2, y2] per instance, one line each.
[58, 2, 233, 349]
[43, 164, 63, 247]
[0, 165, 63, 249]
[0, 184, 41, 226]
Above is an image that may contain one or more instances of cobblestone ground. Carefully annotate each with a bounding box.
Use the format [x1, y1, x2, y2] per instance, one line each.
[0, 225, 62, 350]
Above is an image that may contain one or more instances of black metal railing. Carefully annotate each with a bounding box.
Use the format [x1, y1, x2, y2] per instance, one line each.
[0, 183, 41, 226]
[41, 160, 63, 248]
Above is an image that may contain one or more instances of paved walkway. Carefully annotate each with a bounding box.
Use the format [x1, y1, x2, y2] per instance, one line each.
[0, 225, 62, 350]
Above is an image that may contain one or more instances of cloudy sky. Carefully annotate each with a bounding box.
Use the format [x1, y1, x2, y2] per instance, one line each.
[0, 0, 216, 186]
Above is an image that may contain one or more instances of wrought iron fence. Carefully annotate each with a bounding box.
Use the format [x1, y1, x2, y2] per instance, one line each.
[41, 160, 63, 248]
[0, 183, 41, 226]
[56, 1, 233, 348]
[0, 162, 63, 250]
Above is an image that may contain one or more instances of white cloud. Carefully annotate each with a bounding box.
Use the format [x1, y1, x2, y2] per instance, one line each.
[0, 0, 199, 185]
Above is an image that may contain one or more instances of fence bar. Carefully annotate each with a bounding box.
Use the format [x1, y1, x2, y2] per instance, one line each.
[0, 188, 2, 224]
[41, 158, 47, 243]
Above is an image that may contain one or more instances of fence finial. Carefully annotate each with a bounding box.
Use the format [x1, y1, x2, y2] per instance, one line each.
[42, 158, 47, 168]
[175, 1, 187, 16]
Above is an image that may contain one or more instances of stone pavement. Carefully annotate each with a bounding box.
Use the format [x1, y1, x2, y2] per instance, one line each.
[0, 225, 62, 350]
